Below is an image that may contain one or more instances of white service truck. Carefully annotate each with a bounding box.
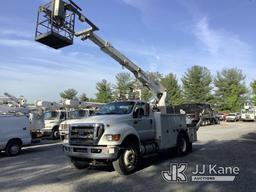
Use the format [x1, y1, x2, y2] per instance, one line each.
[36, 101, 64, 139]
[241, 102, 255, 121]
[35, 0, 201, 175]
[40, 99, 102, 139]
[59, 108, 94, 140]
[59, 99, 101, 140]
[2, 93, 45, 139]
[0, 114, 31, 156]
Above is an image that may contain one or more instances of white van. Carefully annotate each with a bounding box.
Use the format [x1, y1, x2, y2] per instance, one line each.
[0, 114, 31, 156]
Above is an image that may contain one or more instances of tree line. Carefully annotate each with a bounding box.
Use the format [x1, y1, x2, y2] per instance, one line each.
[59, 65, 256, 112]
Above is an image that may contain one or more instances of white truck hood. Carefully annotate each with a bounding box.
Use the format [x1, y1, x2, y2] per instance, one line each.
[65, 115, 131, 126]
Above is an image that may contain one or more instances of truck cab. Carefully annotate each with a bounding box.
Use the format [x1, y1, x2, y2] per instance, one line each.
[42, 110, 67, 139]
[59, 109, 94, 140]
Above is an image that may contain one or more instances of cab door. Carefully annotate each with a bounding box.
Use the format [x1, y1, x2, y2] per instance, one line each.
[133, 102, 155, 141]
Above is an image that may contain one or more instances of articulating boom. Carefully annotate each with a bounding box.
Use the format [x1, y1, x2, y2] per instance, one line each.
[35, 0, 167, 110]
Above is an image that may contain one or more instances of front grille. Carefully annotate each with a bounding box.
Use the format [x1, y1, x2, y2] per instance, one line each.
[69, 124, 104, 146]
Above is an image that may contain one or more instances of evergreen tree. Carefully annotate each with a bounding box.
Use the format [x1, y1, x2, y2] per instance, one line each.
[113, 72, 134, 99]
[59, 88, 78, 100]
[161, 73, 183, 105]
[79, 93, 89, 102]
[251, 80, 256, 105]
[96, 79, 112, 103]
[133, 72, 163, 101]
[181, 65, 213, 104]
[214, 68, 247, 112]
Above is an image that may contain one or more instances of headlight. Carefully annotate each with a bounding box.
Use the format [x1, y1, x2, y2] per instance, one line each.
[105, 134, 121, 141]
[60, 123, 71, 131]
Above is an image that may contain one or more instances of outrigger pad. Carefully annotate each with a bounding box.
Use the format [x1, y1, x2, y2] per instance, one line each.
[35, 31, 73, 49]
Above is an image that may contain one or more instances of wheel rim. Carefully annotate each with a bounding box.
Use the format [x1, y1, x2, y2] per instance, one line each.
[53, 131, 59, 138]
[123, 149, 136, 171]
[10, 144, 20, 155]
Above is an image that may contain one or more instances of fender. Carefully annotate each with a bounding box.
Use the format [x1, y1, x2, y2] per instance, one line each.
[98, 123, 140, 146]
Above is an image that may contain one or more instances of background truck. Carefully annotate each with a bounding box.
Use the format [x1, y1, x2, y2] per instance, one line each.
[35, 0, 202, 175]
[171, 103, 219, 126]
[241, 102, 255, 121]
[40, 99, 102, 139]
[1, 93, 44, 141]
[36, 100, 64, 139]
[59, 99, 102, 140]
[0, 114, 31, 156]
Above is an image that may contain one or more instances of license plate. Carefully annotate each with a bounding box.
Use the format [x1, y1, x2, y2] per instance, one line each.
[74, 148, 88, 153]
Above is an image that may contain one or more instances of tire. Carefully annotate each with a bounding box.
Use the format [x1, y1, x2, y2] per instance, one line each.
[52, 128, 60, 140]
[112, 143, 139, 175]
[70, 157, 89, 169]
[176, 133, 190, 156]
[60, 135, 65, 141]
[5, 140, 22, 156]
[187, 142, 192, 152]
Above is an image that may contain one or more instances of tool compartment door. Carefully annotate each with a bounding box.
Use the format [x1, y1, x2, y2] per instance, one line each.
[158, 114, 187, 149]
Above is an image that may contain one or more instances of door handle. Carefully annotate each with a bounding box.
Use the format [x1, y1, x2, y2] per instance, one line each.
[133, 119, 141, 124]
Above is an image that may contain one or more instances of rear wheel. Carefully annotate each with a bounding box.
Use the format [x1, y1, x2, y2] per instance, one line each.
[5, 140, 22, 156]
[176, 133, 190, 156]
[112, 143, 139, 175]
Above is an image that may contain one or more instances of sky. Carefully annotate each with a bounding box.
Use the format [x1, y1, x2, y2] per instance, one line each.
[0, 0, 256, 102]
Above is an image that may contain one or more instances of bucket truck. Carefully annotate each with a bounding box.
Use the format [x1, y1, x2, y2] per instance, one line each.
[59, 99, 102, 140]
[35, 0, 201, 175]
[36, 100, 65, 139]
[241, 102, 256, 121]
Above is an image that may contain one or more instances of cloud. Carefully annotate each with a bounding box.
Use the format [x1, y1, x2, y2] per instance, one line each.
[0, 38, 44, 49]
[194, 17, 221, 55]
[121, 0, 147, 11]
[110, 16, 256, 85]
[194, 17, 254, 67]
[0, 27, 126, 101]
[0, 29, 32, 39]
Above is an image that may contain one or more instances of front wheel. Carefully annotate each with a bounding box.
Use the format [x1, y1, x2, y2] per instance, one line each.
[5, 140, 22, 156]
[52, 128, 60, 140]
[112, 143, 139, 175]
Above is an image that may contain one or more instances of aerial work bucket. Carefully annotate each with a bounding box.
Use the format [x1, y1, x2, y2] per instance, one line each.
[35, 0, 75, 49]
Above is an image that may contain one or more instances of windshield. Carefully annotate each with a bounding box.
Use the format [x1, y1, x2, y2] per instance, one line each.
[68, 110, 87, 119]
[228, 113, 236, 116]
[44, 111, 58, 120]
[242, 109, 254, 114]
[95, 102, 135, 115]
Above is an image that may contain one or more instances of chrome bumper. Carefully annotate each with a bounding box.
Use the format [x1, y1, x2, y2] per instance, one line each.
[63, 144, 119, 160]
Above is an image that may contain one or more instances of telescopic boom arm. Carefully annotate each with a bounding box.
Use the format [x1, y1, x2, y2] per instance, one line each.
[75, 29, 167, 107]
[35, 0, 167, 109]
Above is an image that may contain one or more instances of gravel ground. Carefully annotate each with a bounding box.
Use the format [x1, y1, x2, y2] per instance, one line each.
[0, 121, 255, 192]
